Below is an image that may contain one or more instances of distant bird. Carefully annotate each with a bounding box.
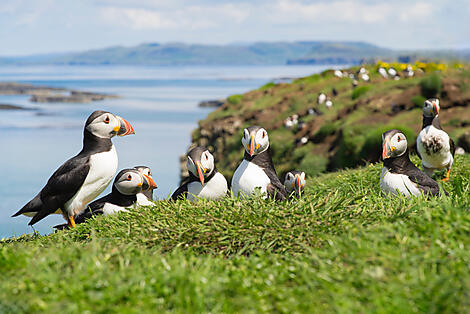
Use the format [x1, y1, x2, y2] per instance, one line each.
[352, 79, 358, 88]
[325, 98, 333, 108]
[171, 147, 228, 201]
[388, 67, 397, 77]
[378, 67, 388, 79]
[284, 171, 306, 198]
[12, 110, 135, 227]
[360, 73, 370, 82]
[317, 93, 327, 105]
[231, 126, 287, 200]
[54, 168, 152, 229]
[358, 67, 368, 75]
[334, 70, 343, 78]
[380, 129, 442, 197]
[332, 87, 338, 97]
[416, 99, 455, 181]
[403, 65, 414, 78]
[134, 165, 157, 205]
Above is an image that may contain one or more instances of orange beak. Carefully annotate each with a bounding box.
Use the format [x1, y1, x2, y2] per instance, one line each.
[295, 174, 302, 196]
[196, 162, 205, 186]
[250, 135, 255, 157]
[382, 138, 390, 160]
[143, 174, 157, 189]
[116, 116, 135, 136]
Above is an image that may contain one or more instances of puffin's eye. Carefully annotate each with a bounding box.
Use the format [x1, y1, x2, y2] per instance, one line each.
[104, 116, 110, 124]
[127, 175, 132, 181]
[262, 131, 266, 138]
[397, 136, 401, 142]
[205, 154, 209, 160]
[148, 171, 151, 176]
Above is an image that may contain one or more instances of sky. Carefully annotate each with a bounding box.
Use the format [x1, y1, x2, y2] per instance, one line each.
[0, 0, 469, 56]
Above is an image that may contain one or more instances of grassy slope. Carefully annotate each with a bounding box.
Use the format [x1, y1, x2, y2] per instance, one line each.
[191, 65, 470, 182]
[1, 155, 469, 313]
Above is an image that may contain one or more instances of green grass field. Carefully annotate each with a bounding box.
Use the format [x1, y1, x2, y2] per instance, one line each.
[1, 155, 469, 313]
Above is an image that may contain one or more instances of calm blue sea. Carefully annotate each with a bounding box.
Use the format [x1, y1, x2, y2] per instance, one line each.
[0, 64, 339, 238]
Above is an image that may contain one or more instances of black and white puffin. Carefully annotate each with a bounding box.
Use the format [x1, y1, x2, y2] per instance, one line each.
[171, 146, 228, 201]
[54, 168, 151, 229]
[12, 110, 135, 227]
[231, 126, 287, 200]
[416, 98, 455, 181]
[380, 129, 441, 197]
[284, 171, 306, 198]
[134, 165, 157, 205]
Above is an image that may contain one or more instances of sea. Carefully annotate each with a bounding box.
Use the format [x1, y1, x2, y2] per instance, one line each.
[0, 64, 340, 238]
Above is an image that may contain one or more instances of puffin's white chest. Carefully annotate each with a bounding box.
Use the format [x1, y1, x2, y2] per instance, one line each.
[417, 126, 452, 169]
[231, 160, 271, 198]
[102, 202, 129, 216]
[64, 145, 118, 215]
[136, 193, 154, 206]
[380, 167, 421, 197]
[187, 172, 228, 202]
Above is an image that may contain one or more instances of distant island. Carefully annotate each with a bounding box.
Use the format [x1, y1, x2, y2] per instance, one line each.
[1, 41, 469, 66]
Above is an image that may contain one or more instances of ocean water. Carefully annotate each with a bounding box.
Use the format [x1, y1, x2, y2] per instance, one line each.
[0, 64, 339, 238]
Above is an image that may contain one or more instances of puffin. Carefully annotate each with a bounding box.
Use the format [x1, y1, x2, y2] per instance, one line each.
[284, 171, 306, 198]
[231, 126, 287, 200]
[134, 165, 157, 205]
[171, 146, 228, 201]
[416, 98, 455, 181]
[12, 110, 134, 227]
[380, 129, 441, 197]
[54, 168, 152, 229]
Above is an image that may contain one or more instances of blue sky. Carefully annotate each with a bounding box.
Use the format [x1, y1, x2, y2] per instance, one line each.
[1, 0, 469, 56]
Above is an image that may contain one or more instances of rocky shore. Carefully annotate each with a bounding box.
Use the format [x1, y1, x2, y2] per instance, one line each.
[0, 82, 118, 103]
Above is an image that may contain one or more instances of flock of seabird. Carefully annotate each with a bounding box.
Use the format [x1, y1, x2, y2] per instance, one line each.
[12, 96, 454, 229]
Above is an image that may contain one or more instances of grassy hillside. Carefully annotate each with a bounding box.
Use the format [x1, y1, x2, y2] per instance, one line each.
[189, 63, 470, 182]
[2, 154, 469, 312]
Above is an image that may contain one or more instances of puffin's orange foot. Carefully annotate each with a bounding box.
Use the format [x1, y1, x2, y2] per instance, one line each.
[441, 169, 451, 182]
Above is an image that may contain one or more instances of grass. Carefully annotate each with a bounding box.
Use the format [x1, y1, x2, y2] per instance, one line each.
[2, 154, 470, 313]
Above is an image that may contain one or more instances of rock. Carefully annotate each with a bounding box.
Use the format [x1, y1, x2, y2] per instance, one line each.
[458, 132, 470, 152]
[198, 99, 225, 107]
[0, 104, 35, 111]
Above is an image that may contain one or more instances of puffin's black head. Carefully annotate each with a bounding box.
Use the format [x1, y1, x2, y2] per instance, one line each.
[284, 170, 306, 196]
[134, 166, 157, 190]
[241, 126, 269, 157]
[423, 98, 440, 118]
[382, 129, 408, 160]
[114, 168, 145, 195]
[186, 146, 215, 186]
[85, 110, 135, 139]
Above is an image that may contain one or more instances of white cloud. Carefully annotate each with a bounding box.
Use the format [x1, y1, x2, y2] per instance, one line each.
[100, 3, 249, 30]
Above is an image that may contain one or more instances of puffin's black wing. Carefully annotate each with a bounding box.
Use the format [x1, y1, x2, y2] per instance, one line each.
[264, 169, 288, 200]
[171, 182, 189, 200]
[406, 167, 441, 196]
[26, 155, 91, 225]
[450, 138, 455, 157]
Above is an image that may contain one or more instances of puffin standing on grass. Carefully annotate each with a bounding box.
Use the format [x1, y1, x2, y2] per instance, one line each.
[171, 147, 228, 201]
[134, 165, 157, 205]
[54, 168, 153, 229]
[284, 171, 306, 198]
[417, 98, 455, 181]
[380, 129, 442, 197]
[12, 110, 135, 227]
[231, 126, 287, 200]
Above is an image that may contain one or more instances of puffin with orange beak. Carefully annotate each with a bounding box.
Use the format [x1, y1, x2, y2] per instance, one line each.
[171, 146, 227, 201]
[12, 110, 135, 227]
[417, 98, 455, 181]
[231, 126, 287, 200]
[134, 166, 157, 205]
[380, 129, 442, 197]
[54, 168, 152, 229]
[284, 171, 306, 198]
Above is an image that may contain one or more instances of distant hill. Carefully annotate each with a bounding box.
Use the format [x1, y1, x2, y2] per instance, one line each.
[1, 41, 468, 66]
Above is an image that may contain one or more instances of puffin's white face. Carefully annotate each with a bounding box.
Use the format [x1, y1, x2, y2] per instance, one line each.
[135, 166, 157, 190]
[382, 131, 408, 159]
[242, 127, 269, 157]
[187, 149, 214, 185]
[86, 112, 135, 139]
[423, 98, 440, 117]
[284, 171, 306, 195]
[115, 170, 144, 195]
